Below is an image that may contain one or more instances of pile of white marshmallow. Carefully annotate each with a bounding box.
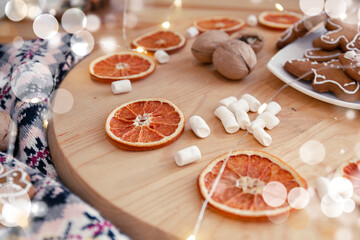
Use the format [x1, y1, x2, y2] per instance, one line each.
[174, 94, 281, 167]
[215, 94, 281, 147]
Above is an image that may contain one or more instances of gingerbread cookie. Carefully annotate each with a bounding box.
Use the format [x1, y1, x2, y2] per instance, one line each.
[231, 32, 264, 53]
[304, 48, 342, 62]
[339, 51, 360, 82]
[0, 165, 35, 200]
[277, 12, 327, 49]
[312, 18, 359, 52]
[284, 58, 322, 80]
[284, 58, 360, 102]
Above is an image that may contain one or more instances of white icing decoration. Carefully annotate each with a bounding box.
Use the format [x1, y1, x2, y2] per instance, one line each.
[344, 82, 356, 86]
[304, 48, 341, 60]
[312, 68, 360, 95]
[346, 32, 360, 51]
[320, 19, 351, 47]
[344, 50, 360, 64]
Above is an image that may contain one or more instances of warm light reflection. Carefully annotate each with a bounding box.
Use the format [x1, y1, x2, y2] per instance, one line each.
[174, 0, 182, 8]
[275, 3, 284, 11]
[187, 234, 196, 240]
[258, 103, 267, 114]
[43, 119, 48, 129]
[136, 47, 145, 53]
[162, 21, 170, 29]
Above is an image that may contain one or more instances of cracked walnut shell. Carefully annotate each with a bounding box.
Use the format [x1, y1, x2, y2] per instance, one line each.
[191, 30, 230, 63]
[213, 40, 257, 80]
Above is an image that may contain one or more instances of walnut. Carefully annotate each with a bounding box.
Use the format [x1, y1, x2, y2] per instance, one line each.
[231, 31, 264, 54]
[0, 111, 12, 151]
[191, 30, 230, 63]
[212, 40, 257, 80]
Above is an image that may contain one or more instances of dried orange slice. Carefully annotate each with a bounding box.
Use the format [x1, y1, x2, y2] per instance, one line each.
[258, 11, 302, 29]
[105, 98, 185, 151]
[89, 52, 156, 82]
[335, 160, 360, 204]
[198, 150, 307, 220]
[132, 30, 186, 53]
[193, 16, 245, 33]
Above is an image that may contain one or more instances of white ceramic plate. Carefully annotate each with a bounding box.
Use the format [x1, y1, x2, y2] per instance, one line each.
[267, 28, 360, 110]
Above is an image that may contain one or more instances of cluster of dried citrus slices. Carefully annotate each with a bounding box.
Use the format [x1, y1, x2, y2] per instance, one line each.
[198, 150, 307, 220]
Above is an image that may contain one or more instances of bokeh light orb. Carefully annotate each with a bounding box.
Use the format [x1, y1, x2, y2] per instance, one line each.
[328, 177, 353, 200]
[33, 14, 59, 40]
[299, 140, 326, 165]
[61, 8, 87, 34]
[343, 198, 355, 213]
[11, 62, 54, 102]
[287, 187, 310, 209]
[100, 37, 117, 53]
[70, 30, 94, 56]
[86, 14, 101, 32]
[325, 0, 347, 18]
[299, 0, 324, 16]
[5, 0, 28, 22]
[321, 194, 344, 218]
[262, 181, 287, 208]
[51, 88, 74, 114]
[105, 14, 117, 28]
[12, 36, 24, 49]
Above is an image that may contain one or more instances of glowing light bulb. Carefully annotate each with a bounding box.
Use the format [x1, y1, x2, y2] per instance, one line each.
[162, 21, 170, 29]
[275, 3, 284, 12]
[187, 234, 196, 240]
[136, 47, 145, 53]
[43, 119, 48, 129]
[174, 0, 182, 8]
[257, 103, 267, 114]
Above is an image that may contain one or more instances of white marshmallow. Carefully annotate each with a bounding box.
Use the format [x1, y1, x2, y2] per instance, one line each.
[253, 127, 272, 146]
[219, 96, 237, 108]
[186, 26, 199, 38]
[189, 115, 210, 138]
[228, 99, 250, 113]
[246, 118, 266, 134]
[265, 101, 281, 115]
[241, 94, 260, 112]
[154, 50, 170, 64]
[257, 112, 280, 130]
[246, 14, 258, 27]
[234, 110, 250, 130]
[111, 80, 132, 94]
[175, 145, 201, 166]
[214, 106, 239, 134]
[316, 177, 330, 200]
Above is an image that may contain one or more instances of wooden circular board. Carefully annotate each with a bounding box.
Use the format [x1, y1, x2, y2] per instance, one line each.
[49, 12, 360, 240]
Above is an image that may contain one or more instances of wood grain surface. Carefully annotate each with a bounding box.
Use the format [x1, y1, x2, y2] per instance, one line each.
[45, 2, 360, 240]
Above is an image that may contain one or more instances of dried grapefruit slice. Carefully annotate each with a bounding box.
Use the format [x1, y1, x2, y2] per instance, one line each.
[89, 52, 156, 82]
[132, 30, 186, 53]
[193, 16, 245, 33]
[105, 98, 185, 151]
[198, 150, 307, 220]
[259, 11, 302, 29]
[335, 160, 360, 204]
